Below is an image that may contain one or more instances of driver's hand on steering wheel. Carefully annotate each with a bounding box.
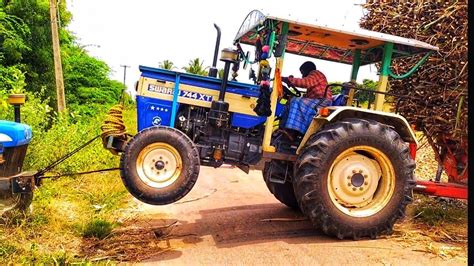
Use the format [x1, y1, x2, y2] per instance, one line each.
[282, 75, 294, 84]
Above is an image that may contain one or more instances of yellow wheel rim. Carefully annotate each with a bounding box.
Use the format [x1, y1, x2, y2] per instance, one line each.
[328, 145, 395, 218]
[136, 143, 182, 188]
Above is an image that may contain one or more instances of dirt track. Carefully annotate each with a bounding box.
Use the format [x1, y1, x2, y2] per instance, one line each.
[128, 166, 464, 265]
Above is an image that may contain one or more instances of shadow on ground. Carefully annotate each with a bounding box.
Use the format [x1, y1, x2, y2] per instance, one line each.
[79, 203, 341, 262]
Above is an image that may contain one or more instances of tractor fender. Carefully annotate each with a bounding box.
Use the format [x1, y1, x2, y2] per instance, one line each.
[297, 106, 417, 154]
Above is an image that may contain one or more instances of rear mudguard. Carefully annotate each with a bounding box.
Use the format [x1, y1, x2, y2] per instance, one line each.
[297, 106, 418, 154]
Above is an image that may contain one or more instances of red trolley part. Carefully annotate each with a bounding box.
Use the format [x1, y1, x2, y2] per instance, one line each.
[414, 180, 467, 200]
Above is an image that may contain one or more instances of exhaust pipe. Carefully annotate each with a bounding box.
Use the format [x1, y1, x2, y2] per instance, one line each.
[208, 23, 221, 78]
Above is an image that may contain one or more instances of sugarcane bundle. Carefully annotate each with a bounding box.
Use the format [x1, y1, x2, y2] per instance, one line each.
[360, 0, 468, 181]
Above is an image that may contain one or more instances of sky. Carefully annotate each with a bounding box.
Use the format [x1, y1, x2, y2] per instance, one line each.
[66, 0, 378, 94]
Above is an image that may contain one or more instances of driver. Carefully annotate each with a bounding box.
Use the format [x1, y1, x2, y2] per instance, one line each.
[279, 61, 332, 141]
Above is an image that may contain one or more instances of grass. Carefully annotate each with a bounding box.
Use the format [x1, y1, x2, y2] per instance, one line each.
[81, 219, 115, 239]
[394, 194, 467, 261]
[0, 105, 138, 264]
[412, 196, 467, 226]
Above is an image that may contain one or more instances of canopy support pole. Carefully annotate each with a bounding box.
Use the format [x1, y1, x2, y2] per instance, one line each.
[262, 22, 288, 152]
[374, 42, 394, 111]
[346, 49, 361, 106]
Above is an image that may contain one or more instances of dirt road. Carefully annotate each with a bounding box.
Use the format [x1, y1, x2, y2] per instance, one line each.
[126, 166, 464, 265]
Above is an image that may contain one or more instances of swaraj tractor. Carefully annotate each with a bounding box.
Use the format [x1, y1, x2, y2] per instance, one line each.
[1, 11, 463, 240]
[108, 11, 441, 239]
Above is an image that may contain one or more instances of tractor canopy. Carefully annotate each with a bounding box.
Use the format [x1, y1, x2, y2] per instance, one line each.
[234, 10, 438, 65]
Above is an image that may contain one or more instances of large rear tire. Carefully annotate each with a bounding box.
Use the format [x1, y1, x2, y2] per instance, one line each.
[293, 118, 415, 239]
[120, 126, 200, 205]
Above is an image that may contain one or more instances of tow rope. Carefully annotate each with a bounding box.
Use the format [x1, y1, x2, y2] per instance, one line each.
[34, 89, 130, 183]
[100, 104, 129, 154]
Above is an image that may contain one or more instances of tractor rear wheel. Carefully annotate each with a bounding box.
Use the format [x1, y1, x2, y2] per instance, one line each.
[120, 126, 200, 205]
[293, 118, 415, 239]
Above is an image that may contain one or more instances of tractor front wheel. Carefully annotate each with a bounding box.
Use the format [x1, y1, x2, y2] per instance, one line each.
[120, 126, 200, 205]
[293, 118, 415, 239]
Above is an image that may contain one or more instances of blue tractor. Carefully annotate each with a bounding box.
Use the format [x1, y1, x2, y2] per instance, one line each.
[0, 94, 34, 216]
[106, 11, 438, 239]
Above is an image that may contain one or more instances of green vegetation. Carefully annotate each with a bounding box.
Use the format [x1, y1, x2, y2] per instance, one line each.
[412, 196, 467, 226]
[0, 0, 465, 263]
[158, 59, 176, 70]
[81, 219, 115, 239]
[182, 58, 209, 76]
[329, 79, 378, 104]
[0, 100, 137, 263]
[0, 0, 136, 263]
[0, 0, 125, 111]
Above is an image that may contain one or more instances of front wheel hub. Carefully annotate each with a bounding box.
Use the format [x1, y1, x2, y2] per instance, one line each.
[136, 143, 182, 189]
[155, 161, 165, 170]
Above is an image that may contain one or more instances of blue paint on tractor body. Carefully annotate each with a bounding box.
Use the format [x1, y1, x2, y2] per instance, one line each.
[137, 66, 285, 132]
[0, 120, 32, 148]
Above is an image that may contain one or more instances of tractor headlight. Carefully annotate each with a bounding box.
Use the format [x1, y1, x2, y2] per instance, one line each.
[24, 127, 32, 140]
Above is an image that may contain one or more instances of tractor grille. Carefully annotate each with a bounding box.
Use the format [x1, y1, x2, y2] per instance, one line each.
[0, 145, 28, 177]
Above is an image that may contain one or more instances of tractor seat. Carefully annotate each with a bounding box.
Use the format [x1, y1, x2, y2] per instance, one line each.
[331, 94, 347, 106]
[330, 81, 356, 106]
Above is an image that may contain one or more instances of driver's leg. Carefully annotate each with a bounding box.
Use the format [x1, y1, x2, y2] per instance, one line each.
[284, 97, 316, 136]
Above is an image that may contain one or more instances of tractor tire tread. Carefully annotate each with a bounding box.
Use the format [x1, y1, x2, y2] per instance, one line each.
[293, 118, 415, 240]
[120, 126, 200, 205]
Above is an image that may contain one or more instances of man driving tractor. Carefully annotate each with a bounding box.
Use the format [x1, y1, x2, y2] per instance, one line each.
[279, 61, 332, 141]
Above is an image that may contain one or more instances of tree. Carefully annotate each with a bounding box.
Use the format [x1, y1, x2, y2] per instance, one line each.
[356, 79, 377, 104]
[328, 80, 378, 104]
[158, 59, 175, 70]
[182, 58, 208, 76]
[329, 81, 343, 95]
[3, 0, 72, 103]
[1, 0, 126, 114]
[0, 7, 30, 94]
[62, 45, 124, 106]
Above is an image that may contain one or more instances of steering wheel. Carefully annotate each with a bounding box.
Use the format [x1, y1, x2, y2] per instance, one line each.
[282, 80, 301, 98]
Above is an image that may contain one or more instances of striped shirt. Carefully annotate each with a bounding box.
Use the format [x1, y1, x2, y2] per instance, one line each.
[288, 70, 331, 99]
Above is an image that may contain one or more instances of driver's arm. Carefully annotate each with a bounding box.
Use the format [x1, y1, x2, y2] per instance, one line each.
[286, 76, 313, 89]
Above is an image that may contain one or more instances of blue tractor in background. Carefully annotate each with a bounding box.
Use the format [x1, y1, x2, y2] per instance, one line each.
[0, 94, 34, 216]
